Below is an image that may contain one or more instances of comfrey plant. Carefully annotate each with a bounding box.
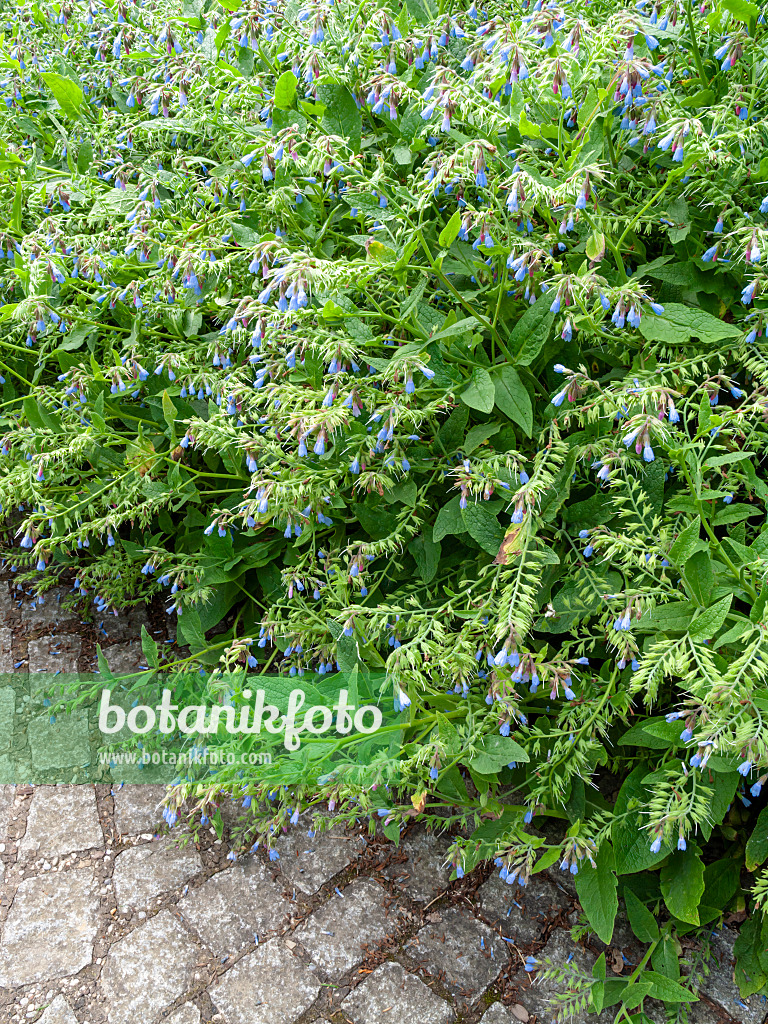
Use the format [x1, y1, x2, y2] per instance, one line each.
[3, 0, 768, 1012]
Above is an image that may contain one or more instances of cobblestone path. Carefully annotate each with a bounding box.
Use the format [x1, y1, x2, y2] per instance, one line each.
[0, 582, 764, 1024]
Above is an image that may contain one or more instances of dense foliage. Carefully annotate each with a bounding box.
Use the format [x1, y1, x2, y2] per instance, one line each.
[3, 0, 768, 1014]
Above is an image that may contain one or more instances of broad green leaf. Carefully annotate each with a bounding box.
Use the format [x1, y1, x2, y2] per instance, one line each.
[511, 294, 556, 365]
[41, 72, 85, 119]
[586, 231, 605, 262]
[722, 0, 758, 19]
[77, 138, 93, 172]
[633, 600, 695, 634]
[660, 848, 705, 925]
[702, 858, 740, 911]
[684, 549, 713, 605]
[464, 423, 501, 453]
[493, 365, 532, 435]
[433, 495, 465, 542]
[461, 367, 495, 414]
[668, 517, 701, 565]
[688, 594, 732, 639]
[438, 209, 462, 248]
[619, 717, 685, 749]
[274, 71, 297, 109]
[408, 532, 441, 584]
[140, 625, 160, 669]
[746, 805, 768, 871]
[612, 766, 668, 874]
[317, 84, 362, 150]
[467, 733, 529, 774]
[638, 302, 741, 345]
[11, 181, 22, 232]
[624, 889, 659, 942]
[643, 972, 698, 1003]
[574, 842, 618, 944]
[461, 503, 504, 555]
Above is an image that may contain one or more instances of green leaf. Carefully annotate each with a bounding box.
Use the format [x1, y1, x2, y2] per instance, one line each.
[433, 496, 465, 542]
[437, 404, 469, 452]
[586, 231, 605, 262]
[461, 367, 495, 414]
[643, 972, 698, 1003]
[574, 842, 618, 944]
[684, 549, 713, 605]
[177, 608, 207, 652]
[518, 109, 541, 139]
[633, 600, 696, 634]
[713, 503, 759, 525]
[76, 138, 93, 172]
[665, 198, 690, 243]
[161, 390, 177, 433]
[493, 366, 533, 435]
[40, 72, 85, 119]
[11, 181, 22, 233]
[688, 594, 732, 639]
[619, 717, 685, 749]
[140, 625, 160, 669]
[652, 934, 681, 980]
[511, 293, 556, 365]
[404, 0, 437, 23]
[668, 517, 701, 565]
[612, 765, 668, 874]
[624, 888, 659, 942]
[408, 531, 441, 584]
[722, 0, 758, 20]
[734, 915, 768, 997]
[438, 210, 462, 248]
[593, 952, 606, 981]
[702, 858, 740, 911]
[638, 303, 742, 345]
[660, 848, 705, 925]
[467, 733, 529, 774]
[461, 503, 504, 555]
[464, 423, 501, 453]
[382, 818, 401, 844]
[274, 71, 297, 109]
[317, 84, 362, 150]
[746, 805, 768, 871]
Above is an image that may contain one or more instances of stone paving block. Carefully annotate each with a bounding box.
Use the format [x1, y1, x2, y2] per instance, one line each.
[209, 939, 321, 1024]
[404, 907, 502, 1008]
[20, 784, 103, 857]
[102, 641, 143, 675]
[0, 628, 13, 672]
[165, 1003, 201, 1024]
[479, 1003, 523, 1023]
[99, 909, 199, 1024]
[700, 926, 765, 1024]
[0, 684, 13, 750]
[480, 871, 567, 945]
[28, 635, 81, 673]
[27, 708, 90, 770]
[102, 605, 152, 643]
[296, 878, 398, 976]
[341, 961, 455, 1024]
[381, 828, 452, 901]
[112, 835, 203, 910]
[0, 783, 13, 837]
[180, 859, 289, 954]
[274, 817, 360, 894]
[112, 783, 167, 834]
[19, 588, 76, 626]
[35, 995, 79, 1024]
[0, 867, 101, 986]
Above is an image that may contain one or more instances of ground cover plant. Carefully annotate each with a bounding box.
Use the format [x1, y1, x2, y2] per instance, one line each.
[2, 0, 768, 1015]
